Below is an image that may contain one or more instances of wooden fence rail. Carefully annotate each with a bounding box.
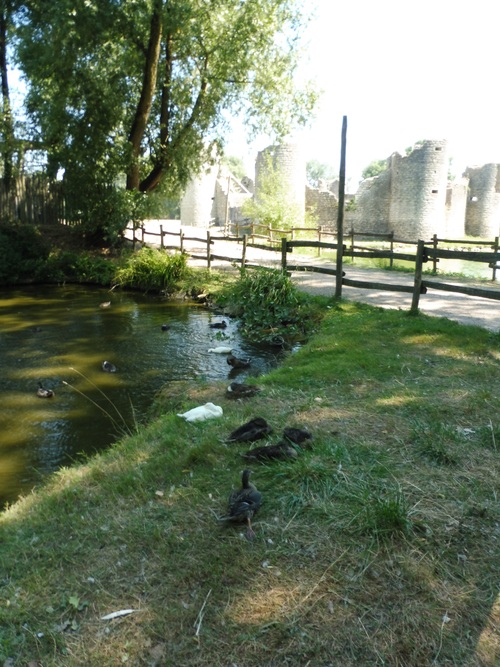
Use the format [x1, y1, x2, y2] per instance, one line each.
[126, 222, 500, 315]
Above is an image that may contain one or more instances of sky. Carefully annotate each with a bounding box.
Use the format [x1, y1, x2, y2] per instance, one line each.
[227, 0, 500, 187]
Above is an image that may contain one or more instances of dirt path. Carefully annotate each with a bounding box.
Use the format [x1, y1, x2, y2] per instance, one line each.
[135, 222, 500, 333]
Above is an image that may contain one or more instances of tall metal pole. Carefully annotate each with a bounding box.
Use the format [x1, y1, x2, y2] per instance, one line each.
[335, 116, 347, 298]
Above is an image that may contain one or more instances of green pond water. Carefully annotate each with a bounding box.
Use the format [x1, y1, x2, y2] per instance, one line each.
[0, 285, 283, 507]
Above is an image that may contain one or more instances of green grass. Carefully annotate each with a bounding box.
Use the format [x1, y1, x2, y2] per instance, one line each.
[1, 301, 499, 666]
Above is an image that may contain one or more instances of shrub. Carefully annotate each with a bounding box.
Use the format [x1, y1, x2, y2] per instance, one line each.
[217, 267, 320, 345]
[0, 222, 50, 284]
[113, 247, 191, 293]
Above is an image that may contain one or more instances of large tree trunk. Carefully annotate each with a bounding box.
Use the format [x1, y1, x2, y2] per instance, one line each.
[0, 3, 14, 190]
[126, 0, 163, 191]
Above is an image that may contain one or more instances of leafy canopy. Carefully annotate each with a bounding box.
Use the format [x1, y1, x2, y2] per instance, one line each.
[14, 0, 317, 206]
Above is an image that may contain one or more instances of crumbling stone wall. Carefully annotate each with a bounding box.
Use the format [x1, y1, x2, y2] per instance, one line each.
[305, 185, 338, 227]
[255, 143, 305, 223]
[348, 165, 392, 235]
[445, 178, 468, 237]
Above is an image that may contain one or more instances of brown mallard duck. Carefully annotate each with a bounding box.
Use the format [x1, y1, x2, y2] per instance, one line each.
[37, 382, 54, 399]
[220, 470, 262, 539]
[227, 354, 251, 369]
[102, 360, 117, 373]
[225, 382, 261, 399]
[209, 320, 227, 329]
[226, 417, 272, 443]
[282, 427, 313, 449]
[242, 441, 298, 462]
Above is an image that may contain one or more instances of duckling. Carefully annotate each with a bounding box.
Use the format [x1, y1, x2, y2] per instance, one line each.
[209, 320, 227, 329]
[226, 417, 272, 443]
[99, 301, 111, 309]
[37, 382, 54, 399]
[161, 323, 170, 331]
[220, 470, 262, 539]
[102, 360, 117, 373]
[225, 382, 261, 399]
[227, 354, 251, 369]
[242, 441, 298, 462]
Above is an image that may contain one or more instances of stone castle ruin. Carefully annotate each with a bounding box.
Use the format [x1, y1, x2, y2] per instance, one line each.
[180, 140, 500, 241]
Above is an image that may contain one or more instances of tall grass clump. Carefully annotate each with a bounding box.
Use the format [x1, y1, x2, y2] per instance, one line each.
[217, 267, 324, 345]
[113, 247, 191, 293]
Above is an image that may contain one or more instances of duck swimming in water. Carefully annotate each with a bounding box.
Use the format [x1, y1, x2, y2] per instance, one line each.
[220, 470, 262, 539]
[161, 323, 171, 331]
[102, 360, 117, 373]
[37, 382, 54, 398]
[209, 320, 227, 329]
[227, 354, 251, 369]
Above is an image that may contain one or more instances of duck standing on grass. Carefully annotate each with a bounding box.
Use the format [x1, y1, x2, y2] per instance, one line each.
[220, 470, 262, 540]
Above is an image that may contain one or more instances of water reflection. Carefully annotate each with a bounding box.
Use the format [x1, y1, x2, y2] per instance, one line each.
[0, 285, 283, 507]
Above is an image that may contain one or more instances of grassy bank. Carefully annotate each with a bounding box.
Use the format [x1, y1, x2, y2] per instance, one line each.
[1, 300, 499, 666]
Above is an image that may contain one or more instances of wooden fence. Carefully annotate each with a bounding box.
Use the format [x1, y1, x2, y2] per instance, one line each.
[0, 175, 66, 224]
[127, 221, 500, 314]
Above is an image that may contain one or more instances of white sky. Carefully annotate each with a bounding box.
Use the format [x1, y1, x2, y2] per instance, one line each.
[227, 0, 500, 186]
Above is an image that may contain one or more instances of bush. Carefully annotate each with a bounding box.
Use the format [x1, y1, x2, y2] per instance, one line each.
[113, 247, 191, 293]
[0, 222, 50, 284]
[217, 268, 320, 345]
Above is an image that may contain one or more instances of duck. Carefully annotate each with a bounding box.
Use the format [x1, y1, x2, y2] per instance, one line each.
[220, 470, 262, 540]
[161, 323, 171, 331]
[177, 402, 223, 423]
[227, 354, 251, 369]
[225, 382, 261, 399]
[208, 346, 233, 354]
[282, 427, 313, 449]
[102, 360, 117, 373]
[99, 301, 111, 309]
[226, 417, 272, 443]
[37, 382, 54, 399]
[242, 441, 298, 462]
[209, 320, 227, 329]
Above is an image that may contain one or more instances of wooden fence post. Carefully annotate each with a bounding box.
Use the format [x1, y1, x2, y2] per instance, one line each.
[432, 234, 438, 273]
[350, 228, 355, 263]
[160, 224, 164, 249]
[318, 225, 322, 257]
[411, 239, 426, 313]
[281, 237, 288, 271]
[241, 234, 248, 268]
[207, 231, 211, 270]
[335, 115, 347, 298]
[180, 230, 184, 253]
[389, 231, 394, 268]
[492, 236, 499, 281]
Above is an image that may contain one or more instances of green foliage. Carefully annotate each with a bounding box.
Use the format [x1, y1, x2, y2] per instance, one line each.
[0, 222, 49, 284]
[13, 0, 317, 239]
[221, 155, 247, 181]
[217, 267, 320, 345]
[361, 159, 388, 180]
[40, 251, 117, 285]
[242, 151, 303, 230]
[113, 248, 191, 293]
[306, 159, 337, 188]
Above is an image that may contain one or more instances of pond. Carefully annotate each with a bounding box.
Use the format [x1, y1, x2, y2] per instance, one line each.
[0, 285, 284, 508]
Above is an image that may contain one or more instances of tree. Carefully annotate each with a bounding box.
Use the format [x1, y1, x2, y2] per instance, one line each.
[221, 155, 247, 182]
[306, 160, 337, 188]
[0, 0, 16, 188]
[242, 152, 302, 230]
[14, 0, 316, 240]
[361, 159, 388, 180]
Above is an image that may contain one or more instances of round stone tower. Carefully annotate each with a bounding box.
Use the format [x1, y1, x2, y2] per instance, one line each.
[388, 140, 449, 241]
[255, 143, 305, 223]
[464, 164, 500, 237]
[180, 164, 218, 228]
